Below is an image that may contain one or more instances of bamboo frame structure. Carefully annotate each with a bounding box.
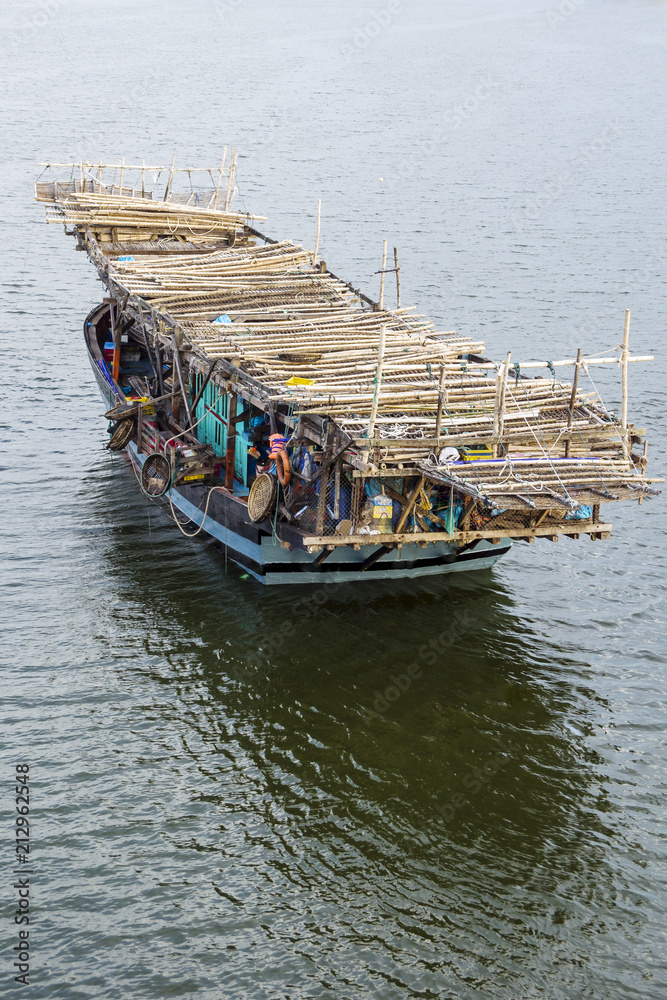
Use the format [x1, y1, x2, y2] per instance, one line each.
[35, 161, 661, 551]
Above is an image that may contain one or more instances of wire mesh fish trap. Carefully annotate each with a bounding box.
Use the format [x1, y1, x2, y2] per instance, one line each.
[141, 453, 171, 496]
[290, 470, 355, 536]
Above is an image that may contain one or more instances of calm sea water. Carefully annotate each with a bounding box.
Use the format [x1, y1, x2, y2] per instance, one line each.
[2, 1, 666, 997]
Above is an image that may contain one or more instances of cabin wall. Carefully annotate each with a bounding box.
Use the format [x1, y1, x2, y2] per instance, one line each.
[192, 373, 228, 457]
[190, 374, 253, 486]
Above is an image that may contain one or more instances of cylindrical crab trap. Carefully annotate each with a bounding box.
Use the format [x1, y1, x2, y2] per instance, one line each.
[141, 453, 171, 497]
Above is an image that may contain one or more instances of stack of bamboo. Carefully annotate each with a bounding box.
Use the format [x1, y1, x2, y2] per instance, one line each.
[45, 191, 262, 243]
[37, 171, 660, 513]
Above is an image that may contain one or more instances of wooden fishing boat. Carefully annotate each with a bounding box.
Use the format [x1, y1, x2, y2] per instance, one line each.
[35, 158, 661, 584]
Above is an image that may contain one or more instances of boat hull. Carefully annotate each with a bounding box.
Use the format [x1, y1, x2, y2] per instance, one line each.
[123, 443, 512, 584]
[85, 305, 511, 585]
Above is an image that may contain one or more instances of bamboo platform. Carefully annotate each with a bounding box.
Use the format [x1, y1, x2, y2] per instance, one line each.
[36, 160, 660, 549]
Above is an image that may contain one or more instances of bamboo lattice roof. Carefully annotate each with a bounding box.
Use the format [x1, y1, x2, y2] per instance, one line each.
[36, 165, 660, 511]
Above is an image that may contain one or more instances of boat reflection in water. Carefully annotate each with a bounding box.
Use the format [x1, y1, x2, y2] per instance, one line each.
[79, 464, 622, 996]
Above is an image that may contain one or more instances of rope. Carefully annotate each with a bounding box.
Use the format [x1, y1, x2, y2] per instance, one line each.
[168, 485, 228, 538]
[506, 382, 578, 507]
[580, 362, 633, 469]
[424, 370, 495, 507]
[163, 387, 224, 451]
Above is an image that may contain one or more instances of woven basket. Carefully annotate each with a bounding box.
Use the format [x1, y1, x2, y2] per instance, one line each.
[107, 419, 135, 451]
[248, 473, 277, 523]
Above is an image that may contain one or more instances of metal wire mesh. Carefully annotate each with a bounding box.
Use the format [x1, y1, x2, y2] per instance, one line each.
[290, 472, 355, 536]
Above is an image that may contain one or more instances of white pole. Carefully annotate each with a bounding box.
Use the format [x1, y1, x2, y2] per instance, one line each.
[621, 308, 631, 431]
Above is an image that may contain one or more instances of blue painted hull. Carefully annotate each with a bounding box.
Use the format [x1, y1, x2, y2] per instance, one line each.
[123, 443, 511, 584]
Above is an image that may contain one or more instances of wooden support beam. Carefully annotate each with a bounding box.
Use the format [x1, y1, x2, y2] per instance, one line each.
[172, 338, 193, 428]
[163, 154, 176, 202]
[395, 476, 426, 534]
[224, 148, 237, 212]
[316, 421, 336, 534]
[213, 148, 227, 209]
[379, 239, 387, 310]
[534, 508, 551, 528]
[190, 359, 218, 416]
[360, 544, 394, 571]
[459, 496, 476, 531]
[303, 522, 613, 548]
[225, 391, 237, 490]
[393, 246, 401, 309]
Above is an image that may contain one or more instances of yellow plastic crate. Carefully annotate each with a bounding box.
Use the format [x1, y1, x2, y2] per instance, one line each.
[459, 445, 493, 462]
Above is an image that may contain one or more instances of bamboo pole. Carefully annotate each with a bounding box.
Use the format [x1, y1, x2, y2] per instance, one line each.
[379, 239, 387, 310]
[213, 148, 228, 209]
[191, 359, 218, 415]
[492, 366, 503, 458]
[313, 199, 322, 266]
[497, 352, 512, 454]
[395, 476, 426, 533]
[434, 362, 447, 441]
[393, 246, 401, 309]
[224, 149, 236, 212]
[621, 308, 631, 431]
[119, 155, 125, 197]
[366, 324, 387, 445]
[419, 356, 654, 371]
[163, 154, 176, 202]
[564, 347, 582, 458]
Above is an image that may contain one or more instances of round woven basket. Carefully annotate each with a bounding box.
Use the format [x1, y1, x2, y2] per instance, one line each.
[141, 453, 171, 497]
[107, 419, 135, 451]
[248, 473, 277, 523]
